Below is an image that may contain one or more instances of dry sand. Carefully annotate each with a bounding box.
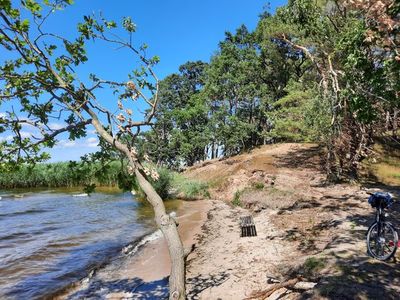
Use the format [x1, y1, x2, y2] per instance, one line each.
[185, 144, 400, 299]
[186, 201, 298, 299]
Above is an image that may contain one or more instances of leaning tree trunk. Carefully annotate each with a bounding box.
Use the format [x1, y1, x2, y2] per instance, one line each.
[134, 167, 185, 300]
[87, 108, 186, 300]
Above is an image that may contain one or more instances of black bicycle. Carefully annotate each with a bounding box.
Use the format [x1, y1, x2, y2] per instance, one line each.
[366, 192, 398, 260]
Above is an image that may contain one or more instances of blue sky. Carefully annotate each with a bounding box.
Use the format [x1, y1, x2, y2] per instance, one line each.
[1, 0, 287, 162]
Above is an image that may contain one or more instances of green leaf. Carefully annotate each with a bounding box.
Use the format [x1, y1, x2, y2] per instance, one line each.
[122, 17, 136, 32]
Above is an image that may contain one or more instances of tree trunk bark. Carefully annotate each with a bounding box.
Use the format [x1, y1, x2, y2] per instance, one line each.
[393, 109, 399, 138]
[134, 168, 185, 300]
[86, 106, 186, 300]
[386, 110, 390, 132]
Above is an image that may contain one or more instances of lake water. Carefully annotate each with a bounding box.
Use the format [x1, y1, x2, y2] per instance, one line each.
[0, 189, 180, 299]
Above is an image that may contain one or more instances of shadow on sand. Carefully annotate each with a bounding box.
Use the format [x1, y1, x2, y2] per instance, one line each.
[302, 184, 400, 299]
[274, 145, 323, 170]
[187, 271, 229, 300]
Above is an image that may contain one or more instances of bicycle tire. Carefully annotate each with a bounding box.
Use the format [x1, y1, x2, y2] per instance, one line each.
[367, 221, 398, 261]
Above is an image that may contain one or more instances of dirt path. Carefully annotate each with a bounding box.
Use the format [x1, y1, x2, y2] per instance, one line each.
[186, 201, 298, 299]
[185, 144, 400, 299]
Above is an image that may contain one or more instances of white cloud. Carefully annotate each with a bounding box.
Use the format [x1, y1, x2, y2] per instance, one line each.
[55, 137, 99, 149]
[0, 135, 10, 142]
[86, 137, 99, 148]
[57, 139, 77, 148]
[0, 134, 30, 142]
[48, 122, 65, 130]
[20, 131, 33, 139]
[87, 137, 97, 143]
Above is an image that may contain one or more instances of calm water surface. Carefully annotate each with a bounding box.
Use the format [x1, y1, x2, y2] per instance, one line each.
[0, 189, 180, 299]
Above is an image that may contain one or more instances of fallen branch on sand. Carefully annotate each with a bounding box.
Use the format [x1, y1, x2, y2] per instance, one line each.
[245, 278, 300, 299]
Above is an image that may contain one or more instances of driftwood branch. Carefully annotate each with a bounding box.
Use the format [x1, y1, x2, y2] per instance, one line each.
[245, 278, 300, 300]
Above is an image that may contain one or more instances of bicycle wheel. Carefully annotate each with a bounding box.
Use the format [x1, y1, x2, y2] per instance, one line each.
[367, 221, 398, 261]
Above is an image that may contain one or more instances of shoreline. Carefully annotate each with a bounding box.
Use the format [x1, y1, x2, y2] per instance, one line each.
[57, 199, 213, 299]
[115, 199, 213, 283]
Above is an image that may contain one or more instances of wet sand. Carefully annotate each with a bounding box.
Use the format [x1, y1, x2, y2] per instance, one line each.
[123, 199, 213, 282]
[60, 199, 213, 299]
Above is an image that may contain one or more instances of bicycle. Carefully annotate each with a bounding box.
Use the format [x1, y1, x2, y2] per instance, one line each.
[366, 192, 398, 261]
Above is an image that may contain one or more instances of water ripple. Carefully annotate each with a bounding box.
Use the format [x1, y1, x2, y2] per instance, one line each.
[0, 190, 161, 299]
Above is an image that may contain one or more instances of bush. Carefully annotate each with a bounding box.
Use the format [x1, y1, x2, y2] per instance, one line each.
[133, 166, 173, 200]
[150, 168, 172, 200]
[171, 173, 210, 199]
[231, 190, 242, 206]
[252, 182, 265, 190]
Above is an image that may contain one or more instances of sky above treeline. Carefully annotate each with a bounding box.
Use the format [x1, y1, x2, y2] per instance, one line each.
[69, 0, 287, 78]
[1, 0, 287, 162]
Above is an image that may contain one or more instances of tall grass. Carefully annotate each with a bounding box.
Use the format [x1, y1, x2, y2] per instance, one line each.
[0, 162, 210, 202]
[0, 161, 121, 189]
[171, 173, 210, 199]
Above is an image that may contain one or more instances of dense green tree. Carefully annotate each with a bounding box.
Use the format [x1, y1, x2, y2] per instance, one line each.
[257, 0, 399, 180]
[205, 25, 268, 156]
[145, 61, 209, 168]
[268, 80, 316, 142]
[137, 0, 398, 181]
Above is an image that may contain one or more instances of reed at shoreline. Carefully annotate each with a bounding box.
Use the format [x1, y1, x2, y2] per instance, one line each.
[0, 162, 210, 201]
[0, 161, 121, 189]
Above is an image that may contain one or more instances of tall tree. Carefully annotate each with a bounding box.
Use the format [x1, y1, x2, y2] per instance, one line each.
[205, 25, 268, 156]
[146, 61, 209, 168]
[0, 1, 186, 298]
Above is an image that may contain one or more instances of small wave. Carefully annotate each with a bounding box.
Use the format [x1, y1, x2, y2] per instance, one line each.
[0, 209, 50, 218]
[0, 226, 60, 243]
[0, 232, 31, 241]
[72, 193, 89, 197]
[122, 230, 163, 256]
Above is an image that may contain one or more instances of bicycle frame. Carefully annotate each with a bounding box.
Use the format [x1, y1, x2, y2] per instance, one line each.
[366, 192, 398, 260]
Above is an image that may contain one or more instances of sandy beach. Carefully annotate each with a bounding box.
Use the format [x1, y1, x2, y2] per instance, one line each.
[59, 199, 213, 299]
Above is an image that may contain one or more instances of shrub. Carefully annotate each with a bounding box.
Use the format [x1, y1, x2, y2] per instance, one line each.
[150, 168, 172, 200]
[171, 173, 210, 199]
[231, 190, 242, 206]
[252, 182, 265, 190]
[133, 166, 173, 200]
